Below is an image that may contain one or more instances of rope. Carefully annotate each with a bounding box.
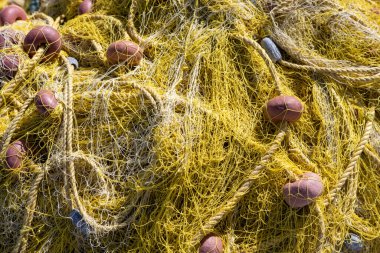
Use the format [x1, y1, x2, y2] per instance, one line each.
[12, 163, 45, 253]
[288, 148, 317, 170]
[29, 12, 54, 25]
[315, 202, 326, 253]
[90, 40, 104, 58]
[271, 29, 316, 66]
[343, 164, 359, 212]
[127, 0, 144, 45]
[274, 35, 380, 88]
[80, 80, 162, 114]
[193, 125, 287, 245]
[61, 37, 104, 65]
[53, 16, 62, 29]
[9, 94, 24, 109]
[86, 14, 127, 35]
[238, 35, 283, 94]
[364, 147, 380, 167]
[0, 49, 44, 109]
[62, 57, 129, 233]
[279, 60, 380, 75]
[60, 55, 71, 207]
[271, 23, 375, 72]
[270, 0, 340, 17]
[61, 55, 73, 209]
[270, 0, 295, 15]
[71, 151, 108, 188]
[0, 96, 34, 154]
[333, 74, 380, 86]
[325, 108, 375, 206]
[114, 80, 163, 113]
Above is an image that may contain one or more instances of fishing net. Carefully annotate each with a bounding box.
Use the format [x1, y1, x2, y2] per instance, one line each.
[0, 0, 378, 252]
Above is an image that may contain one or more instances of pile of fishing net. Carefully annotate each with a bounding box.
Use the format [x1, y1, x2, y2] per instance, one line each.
[0, 0, 379, 252]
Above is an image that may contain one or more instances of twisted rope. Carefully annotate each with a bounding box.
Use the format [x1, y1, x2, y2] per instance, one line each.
[288, 148, 317, 170]
[62, 57, 129, 233]
[270, 0, 340, 17]
[333, 74, 380, 86]
[193, 125, 287, 245]
[71, 151, 108, 189]
[280, 60, 380, 75]
[79, 79, 162, 114]
[364, 147, 380, 167]
[315, 202, 326, 253]
[325, 108, 375, 206]
[0, 96, 34, 154]
[271, 29, 316, 66]
[114, 80, 163, 113]
[127, 0, 144, 45]
[271, 25, 380, 78]
[12, 163, 45, 253]
[280, 60, 380, 89]
[343, 164, 359, 212]
[29, 12, 54, 25]
[86, 14, 127, 36]
[53, 16, 62, 29]
[8, 94, 24, 109]
[270, 0, 295, 14]
[238, 35, 283, 94]
[0, 49, 44, 109]
[90, 40, 104, 58]
[60, 55, 70, 206]
[10, 51, 62, 252]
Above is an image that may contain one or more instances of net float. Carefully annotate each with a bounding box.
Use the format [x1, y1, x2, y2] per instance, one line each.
[34, 89, 58, 115]
[78, 0, 92, 14]
[0, 29, 23, 49]
[70, 209, 91, 236]
[264, 95, 303, 123]
[5, 140, 27, 169]
[344, 233, 363, 252]
[106, 40, 143, 66]
[0, 54, 19, 79]
[23, 26, 62, 63]
[0, 5, 27, 26]
[260, 37, 282, 63]
[283, 172, 324, 208]
[199, 233, 224, 253]
[29, 0, 40, 13]
[67, 56, 79, 69]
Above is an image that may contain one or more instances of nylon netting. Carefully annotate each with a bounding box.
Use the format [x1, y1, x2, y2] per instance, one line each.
[0, 0, 378, 252]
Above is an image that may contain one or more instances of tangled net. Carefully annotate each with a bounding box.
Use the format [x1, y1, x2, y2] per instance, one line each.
[0, 0, 379, 252]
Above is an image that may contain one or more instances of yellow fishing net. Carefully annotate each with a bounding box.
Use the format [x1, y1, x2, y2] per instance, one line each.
[0, 0, 378, 252]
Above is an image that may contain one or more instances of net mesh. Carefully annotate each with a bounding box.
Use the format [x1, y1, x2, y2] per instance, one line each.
[0, 0, 378, 252]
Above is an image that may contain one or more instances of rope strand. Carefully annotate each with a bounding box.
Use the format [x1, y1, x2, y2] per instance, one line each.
[238, 35, 283, 94]
[325, 108, 375, 206]
[12, 163, 45, 253]
[0, 49, 44, 109]
[0, 96, 34, 154]
[193, 125, 287, 245]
